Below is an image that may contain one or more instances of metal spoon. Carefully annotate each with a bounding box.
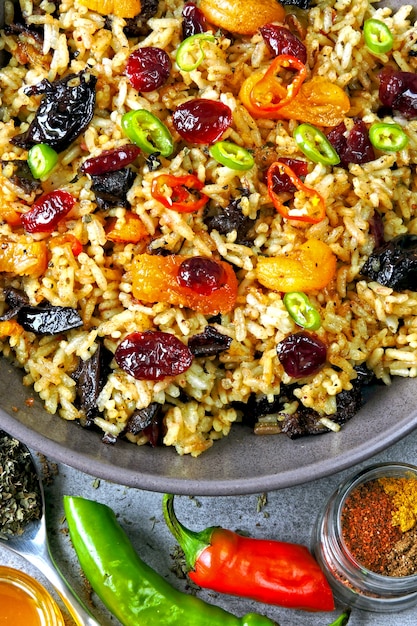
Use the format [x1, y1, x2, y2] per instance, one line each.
[0, 439, 101, 626]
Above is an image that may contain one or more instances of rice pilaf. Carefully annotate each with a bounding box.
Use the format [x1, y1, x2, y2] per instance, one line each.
[0, 0, 417, 456]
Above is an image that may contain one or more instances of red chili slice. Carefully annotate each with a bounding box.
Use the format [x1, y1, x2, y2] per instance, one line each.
[151, 173, 209, 212]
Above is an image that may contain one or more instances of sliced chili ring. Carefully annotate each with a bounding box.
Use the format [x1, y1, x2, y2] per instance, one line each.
[368, 122, 408, 152]
[249, 54, 307, 115]
[151, 173, 209, 212]
[209, 141, 254, 171]
[363, 18, 394, 54]
[121, 110, 174, 157]
[176, 33, 216, 71]
[283, 291, 321, 330]
[293, 123, 340, 166]
[267, 161, 326, 224]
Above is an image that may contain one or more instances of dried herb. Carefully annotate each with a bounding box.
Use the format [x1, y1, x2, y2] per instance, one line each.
[0, 431, 42, 537]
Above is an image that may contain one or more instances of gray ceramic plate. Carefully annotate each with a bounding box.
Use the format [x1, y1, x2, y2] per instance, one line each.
[1, 355, 416, 495]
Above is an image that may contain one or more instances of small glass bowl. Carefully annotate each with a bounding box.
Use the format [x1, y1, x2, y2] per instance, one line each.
[312, 462, 417, 612]
[0, 566, 65, 625]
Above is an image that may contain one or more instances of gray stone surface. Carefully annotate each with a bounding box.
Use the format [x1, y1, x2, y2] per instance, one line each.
[1, 428, 417, 626]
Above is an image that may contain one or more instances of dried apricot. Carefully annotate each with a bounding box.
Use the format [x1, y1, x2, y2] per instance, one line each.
[199, 0, 285, 36]
[0, 239, 48, 277]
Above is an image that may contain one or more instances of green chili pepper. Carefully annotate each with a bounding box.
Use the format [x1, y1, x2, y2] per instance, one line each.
[27, 143, 58, 179]
[363, 18, 394, 54]
[176, 33, 216, 71]
[63, 495, 278, 626]
[293, 123, 340, 166]
[209, 141, 255, 171]
[283, 291, 321, 330]
[121, 110, 174, 157]
[369, 122, 408, 152]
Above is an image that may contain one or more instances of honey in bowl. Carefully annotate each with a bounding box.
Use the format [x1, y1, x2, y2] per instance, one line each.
[0, 566, 65, 626]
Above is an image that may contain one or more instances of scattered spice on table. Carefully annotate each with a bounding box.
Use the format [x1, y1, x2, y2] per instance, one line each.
[0, 430, 42, 536]
[341, 473, 417, 576]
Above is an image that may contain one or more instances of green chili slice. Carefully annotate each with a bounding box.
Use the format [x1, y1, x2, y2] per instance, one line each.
[363, 18, 394, 54]
[209, 141, 255, 171]
[121, 110, 174, 157]
[283, 291, 321, 330]
[293, 123, 340, 166]
[27, 143, 58, 179]
[369, 122, 408, 152]
[176, 33, 216, 71]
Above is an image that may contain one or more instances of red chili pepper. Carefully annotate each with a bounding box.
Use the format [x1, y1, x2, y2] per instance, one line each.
[249, 54, 307, 115]
[267, 161, 326, 223]
[162, 494, 335, 613]
[151, 174, 209, 213]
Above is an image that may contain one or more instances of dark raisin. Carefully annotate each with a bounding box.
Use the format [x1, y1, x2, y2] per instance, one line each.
[115, 330, 193, 380]
[204, 197, 254, 245]
[80, 145, 141, 175]
[90, 168, 136, 209]
[182, 2, 207, 38]
[188, 325, 232, 357]
[177, 257, 227, 295]
[123, 0, 160, 37]
[172, 99, 232, 145]
[260, 24, 307, 64]
[17, 305, 83, 334]
[277, 331, 327, 378]
[11, 71, 97, 152]
[360, 234, 417, 291]
[0, 287, 30, 321]
[145, 153, 162, 171]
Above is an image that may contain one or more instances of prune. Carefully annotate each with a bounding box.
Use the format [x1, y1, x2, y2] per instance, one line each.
[125, 47, 171, 92]
[1, 160, 40, 195]
[17, 305, 83, 334]
[361, 234, 417, 291]
[72, 341, 113, 425]
[125, 402, 163, 447]
[277, 331, 327, 378]
[123, 0, 160, 37]
[11, 71, 97, 153]
[80, 145, 141, 175]
[327, 119, 375, 167]
[260, 24, 307, 64]
[182, 2, 207, 38]
[203, 196, 254, 245]
[90, 168, 136, 209]
[0, 287, 30, 321]
[21, 190, 75, 233]
[172, 99, 232, 145]
[379, 67, 417, 119]
[188, 325, 232, 357]
[115, 330, 193, 380]
[177, 257, 227, 295]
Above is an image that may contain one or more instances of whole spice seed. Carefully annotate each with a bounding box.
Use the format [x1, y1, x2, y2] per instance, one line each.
[341, 479, 402, 573]
[0, 431, 42, 537]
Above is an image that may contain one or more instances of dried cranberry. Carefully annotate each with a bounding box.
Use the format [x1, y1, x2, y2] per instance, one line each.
[270, 158, 308, 193]
[277, 331, 327, 378]
[115, 331, 193, 380]
[379, 67, 417, 119]
[172, 99, 232, 145]
[182, 2, 207, 38]
[21, 189, 76, 233]
[326, 120, 374, 167]
[125, 47, 172, 92]
[80, 145, 141, 175]
[260, 24, 307, 64]
[177, 257, 227, 295]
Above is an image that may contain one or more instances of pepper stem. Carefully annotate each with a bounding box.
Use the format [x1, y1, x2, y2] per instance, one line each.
[328, 609, 351, 626]
[162, 494, 216, 571]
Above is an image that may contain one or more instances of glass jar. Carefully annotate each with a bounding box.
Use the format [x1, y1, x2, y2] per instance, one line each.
[312, 462, 417, 612]
[0, 566, 65, 626]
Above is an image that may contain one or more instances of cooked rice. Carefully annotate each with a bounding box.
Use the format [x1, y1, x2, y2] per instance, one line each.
[1, 0, 417, 456]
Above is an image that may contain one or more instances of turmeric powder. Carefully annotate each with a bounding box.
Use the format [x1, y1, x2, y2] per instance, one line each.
[379, 474, 417, 532]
